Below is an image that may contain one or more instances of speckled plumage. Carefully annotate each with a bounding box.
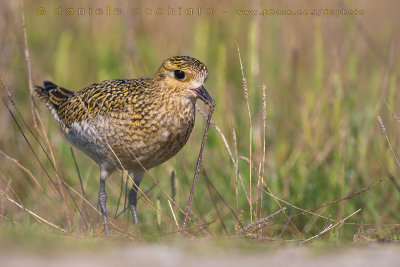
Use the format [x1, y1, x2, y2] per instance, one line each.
[34, 56, 214, 233]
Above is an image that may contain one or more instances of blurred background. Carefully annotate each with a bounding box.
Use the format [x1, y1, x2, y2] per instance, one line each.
[0, 0, 400, 242]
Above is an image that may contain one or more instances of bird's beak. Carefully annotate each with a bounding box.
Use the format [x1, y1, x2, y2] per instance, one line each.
[192, 85, 215, 106]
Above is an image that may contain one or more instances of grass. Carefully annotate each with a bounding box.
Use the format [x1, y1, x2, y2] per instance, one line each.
[0, 0, 400, 246]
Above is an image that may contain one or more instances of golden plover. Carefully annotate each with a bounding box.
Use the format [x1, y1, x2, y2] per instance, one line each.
[34, 56, 214, 233]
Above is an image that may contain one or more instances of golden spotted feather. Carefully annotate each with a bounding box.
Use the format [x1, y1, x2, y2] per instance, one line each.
[33, 56, 211, 173]
[33, 56, 213, 233]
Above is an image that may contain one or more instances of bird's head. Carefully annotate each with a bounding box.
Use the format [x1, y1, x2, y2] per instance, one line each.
[154, 56, 214, 106]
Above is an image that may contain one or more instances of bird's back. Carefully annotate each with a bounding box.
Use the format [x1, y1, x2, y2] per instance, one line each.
[34, 78, 196, 171]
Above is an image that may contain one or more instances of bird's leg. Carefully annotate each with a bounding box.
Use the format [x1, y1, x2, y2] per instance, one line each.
[128, 171, 144, 231]
[98, 168, 111, 234]
[98, 180, 108, 234]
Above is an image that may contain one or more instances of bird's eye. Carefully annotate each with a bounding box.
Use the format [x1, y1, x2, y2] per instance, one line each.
[174, 70, 185, 80]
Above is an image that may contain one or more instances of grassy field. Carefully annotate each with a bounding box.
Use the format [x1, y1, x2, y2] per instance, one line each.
[1, 0, 400, 247]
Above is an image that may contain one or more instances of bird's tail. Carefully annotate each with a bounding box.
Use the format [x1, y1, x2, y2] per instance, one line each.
[34, 81, 73, 113]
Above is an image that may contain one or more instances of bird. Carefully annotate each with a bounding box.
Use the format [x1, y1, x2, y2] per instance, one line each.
[33, 56, 214, 234]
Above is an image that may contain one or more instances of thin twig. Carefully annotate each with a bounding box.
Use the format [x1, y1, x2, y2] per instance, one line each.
[182, 103, 215, 231]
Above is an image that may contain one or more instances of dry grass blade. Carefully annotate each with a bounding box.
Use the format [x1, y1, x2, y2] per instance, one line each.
[385, 102, 400, 124]
[104, 141, 184, 233]
[205, 170, 230, 236]
[378, 116, 400, 168]
[196, 106, 256, 218]
[388, 174, 400, 193]
[2, 86, 135, 235]
[263, 177, 385, 224]
[202, 166, 245, 231]
[0, 188, 67, 232]
[70, 147, 85, 196]
[0, 150, 44, 192]
[278, 217, 292, 238]
[113, 172, 157, 219]
[0, 173, 23, 206]
[168, 200, 179, 228]
[236, 41, 254, 222]
[0, 214, 17, 225]
[340, 178, 385, 201]
[196, 105, 234, 165]
[14, 11, 74, 226]
[182, 103, 215, 231]
[22, 11, 71, 224]
[356, 21, 390, 67]
[21, 10, 35, 119]
[261, 180, 303, 236]
[170, 171, 176, 202]
[239, 156, 259, 173]
[259, 84, 267, 219]
[233, 129, 239, 215]
[2, 87, 90, 229]
[237, 207, 286, 234]
[1, 95, 79, 224]
[114, 172, 126, 218]
[299, 209, 362, 244]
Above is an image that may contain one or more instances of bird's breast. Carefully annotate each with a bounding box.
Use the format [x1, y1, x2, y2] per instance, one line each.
[62, 96, 196, 171]
[155, 98, 196, 148]
[113, 97, 196, 169]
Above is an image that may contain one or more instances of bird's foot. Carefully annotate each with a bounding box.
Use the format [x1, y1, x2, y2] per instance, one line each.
[130, 204, 140, 234]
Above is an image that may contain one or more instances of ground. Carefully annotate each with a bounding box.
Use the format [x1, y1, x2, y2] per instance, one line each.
[2, 243, 400, 267]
